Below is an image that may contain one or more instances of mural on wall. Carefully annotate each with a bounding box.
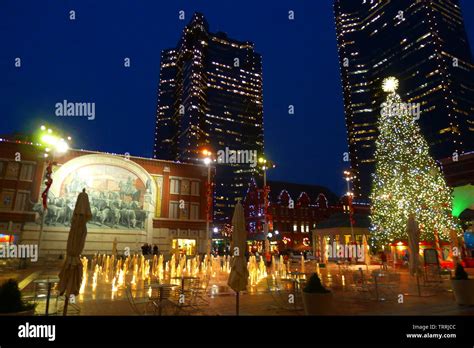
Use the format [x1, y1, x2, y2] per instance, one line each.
[33, 164, 149, 229]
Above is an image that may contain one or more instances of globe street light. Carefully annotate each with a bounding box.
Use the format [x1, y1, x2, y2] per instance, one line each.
[201, 149, 214, 257]
[259, 156, 276, 254]
[37, 125, 71, 254]
[343, 170, 356, 244]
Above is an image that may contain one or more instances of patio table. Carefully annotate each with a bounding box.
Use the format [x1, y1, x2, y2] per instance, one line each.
[33, 276, 60, 315]
[171, 276, 199, 293]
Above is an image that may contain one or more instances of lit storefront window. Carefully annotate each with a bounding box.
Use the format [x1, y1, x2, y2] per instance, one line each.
[172, 239, 196, 256]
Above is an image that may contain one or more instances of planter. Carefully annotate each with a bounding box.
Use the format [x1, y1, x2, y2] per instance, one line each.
[451, 279, 474, 305]
[302, 291, 333, 315]
[0, 308, 35, 316]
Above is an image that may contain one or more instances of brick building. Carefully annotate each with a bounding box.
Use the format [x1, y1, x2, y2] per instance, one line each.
[243, 179, 369, 253]
[0, 139, 213, 257]
[439, 152, 474, 256]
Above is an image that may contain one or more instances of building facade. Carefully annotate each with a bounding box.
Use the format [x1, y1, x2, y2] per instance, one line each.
[334, 0, 474, 200]
[153, 12, 264, 224]
[439, 152, 474, 257]
[0, 140, 212, 257]
[243, 179, 348, 252]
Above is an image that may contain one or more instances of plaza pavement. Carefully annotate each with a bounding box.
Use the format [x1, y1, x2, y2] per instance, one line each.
[2, 258, 474, 316]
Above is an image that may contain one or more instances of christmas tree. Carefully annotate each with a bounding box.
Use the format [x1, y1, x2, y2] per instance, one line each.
[370, 77, 459, 248]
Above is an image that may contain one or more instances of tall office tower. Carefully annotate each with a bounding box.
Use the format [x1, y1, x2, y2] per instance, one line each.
[154, 13, 264, 223]
[334, 0, 474, 200]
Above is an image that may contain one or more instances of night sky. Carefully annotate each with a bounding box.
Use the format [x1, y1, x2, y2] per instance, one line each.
[1, 0, 474, 196]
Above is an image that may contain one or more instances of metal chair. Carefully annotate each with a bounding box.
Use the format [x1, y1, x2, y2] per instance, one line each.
[189, 276, 210, 306]
[266, 276, 303, 311]
[351, 271, 375, 300]
[125, 285, 154, 315]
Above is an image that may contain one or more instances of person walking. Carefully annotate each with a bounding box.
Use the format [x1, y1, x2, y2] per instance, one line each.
[265, 251, 272, 267]
[380, 250, 388, 271]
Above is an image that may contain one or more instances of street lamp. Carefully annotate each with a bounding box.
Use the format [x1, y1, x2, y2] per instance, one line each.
[37, 125, 71, 254]
[202, 149, 214, 257]
[258, 156, 276, 254]
[343, 170, 356, 244]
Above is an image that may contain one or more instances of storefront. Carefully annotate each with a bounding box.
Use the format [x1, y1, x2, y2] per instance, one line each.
[0, 140, 211, 257]
[269, 241, 279, 253]
[0, 234, 14, 243]
[460, 208, 474, 258]
[248, 240, 263, 254]
[389, 240, 451, 267]
[211, 238, 230, 255]
[312, 212, 371, 263]
[465, 232, 474, 257]
[245, 233, 281, 254]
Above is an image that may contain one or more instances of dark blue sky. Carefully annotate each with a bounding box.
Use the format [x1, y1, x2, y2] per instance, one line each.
[1, 0, 474, 196]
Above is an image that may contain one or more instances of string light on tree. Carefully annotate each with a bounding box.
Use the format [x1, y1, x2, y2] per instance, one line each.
[370, 77, 460, 248]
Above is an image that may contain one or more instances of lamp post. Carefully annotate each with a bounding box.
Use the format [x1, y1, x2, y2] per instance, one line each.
[37, 125, 71, 255]
[202, 149, 214, 257]
[258, 156, 275, 254]
[343, 170, 356, 244]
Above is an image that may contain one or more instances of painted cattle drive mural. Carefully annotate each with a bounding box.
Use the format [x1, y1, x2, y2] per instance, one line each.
[33, 164, 149, 229]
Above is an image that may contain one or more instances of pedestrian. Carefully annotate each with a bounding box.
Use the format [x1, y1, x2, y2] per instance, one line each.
[380, 250, 388, 271]
[265, 251, 272, 267]
[402, 250, 409, 266]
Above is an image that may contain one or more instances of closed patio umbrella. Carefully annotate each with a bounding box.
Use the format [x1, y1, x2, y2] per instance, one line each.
[227, 201, 248, 315]
[58, 189, 92, 315]
[362, 234, 370, 265]
[112, 237, 118, 256]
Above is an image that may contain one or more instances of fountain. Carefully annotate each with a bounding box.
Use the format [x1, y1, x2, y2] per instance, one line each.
[92, 265, 99, 292]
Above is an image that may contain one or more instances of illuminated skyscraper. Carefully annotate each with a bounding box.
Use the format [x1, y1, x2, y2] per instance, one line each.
[154, 13, 264, 223]
[334, 0, 474, 200]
